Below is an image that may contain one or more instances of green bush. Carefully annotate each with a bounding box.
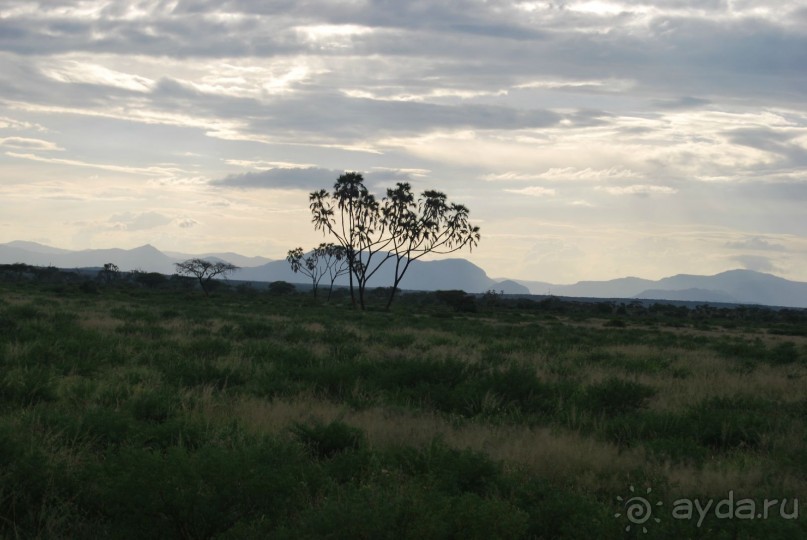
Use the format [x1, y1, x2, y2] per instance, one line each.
[434, 290, 477, 313]
[291, 420, 365, 459]
[129, 388, 179, 423]
[0, 366, 57, 405]
[85, 439, 311, 539]
[767, 341, 801, 365]
[576, 377, 656, 416]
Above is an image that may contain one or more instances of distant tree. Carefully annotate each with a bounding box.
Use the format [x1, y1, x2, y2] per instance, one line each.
[98, 262, 120, 284]
[286, 243, 350, 300]
[434, 290, 477, 313]
[133, 270, 168, 289]
[174, 258, 239, 296]
[268, 280, 296, 296]
[0, 263, 34, 281]
[287, 247, 322, 298]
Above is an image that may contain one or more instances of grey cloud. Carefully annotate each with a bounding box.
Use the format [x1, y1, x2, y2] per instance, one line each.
[1, 0, 804, 110]
[147, 79, 563, 140]
[250, 95, 563, 137]
[724, 237, 787, 251]
[728, 128, 807, 166]
[212, 167, 417, 191]
[177, 218, 199, 228]
[212, 167, 340, 190]
[653, 96, 711, 109]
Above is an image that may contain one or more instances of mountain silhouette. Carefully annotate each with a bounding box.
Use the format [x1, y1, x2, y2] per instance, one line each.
[515, 269, 807, 308]
[0, 241, 527, 294]
[2, 241, 806, 307]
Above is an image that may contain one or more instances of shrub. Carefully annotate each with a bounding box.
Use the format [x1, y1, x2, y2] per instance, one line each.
[434, 290, 477, 313]
[767, 342, 801, 365]
[291, 420, 365, 459]
[268, 281, 296, 296]
[0, 366, 57, 406]
[577, 378, 656, 416]
[86, 439, 310, 539]
[129, 388, 179, 423]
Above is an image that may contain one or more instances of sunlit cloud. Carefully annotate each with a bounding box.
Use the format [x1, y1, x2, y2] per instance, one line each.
[597, 185, 677, 196]
[484, 167, 640, 182]
[41, 61, 155, 92]
[6, 152, 184, 178]
[504, 186, 557, 197]
[0, 137, 63, 151]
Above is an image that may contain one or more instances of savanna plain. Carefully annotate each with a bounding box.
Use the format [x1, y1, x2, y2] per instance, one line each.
[1, 276, 806, 539]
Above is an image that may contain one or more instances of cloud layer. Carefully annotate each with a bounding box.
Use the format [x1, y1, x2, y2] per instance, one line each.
[0, 0, 805, 282]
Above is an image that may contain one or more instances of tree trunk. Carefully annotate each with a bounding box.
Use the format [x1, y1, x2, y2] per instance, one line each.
[198, 276, 209, 296]
[347, 250, 357, 308]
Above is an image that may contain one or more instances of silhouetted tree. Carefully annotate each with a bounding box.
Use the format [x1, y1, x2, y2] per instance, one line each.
[268, 280, 296, 296]
[132, 270, 168, 289]
[174, 258, 239, 296]
[98, 262, 120, 284]
[310, 173, 394, 309]
[310, 173, 480, 309]
[287, 243, 350, 300]
[382, 183, 480, 309]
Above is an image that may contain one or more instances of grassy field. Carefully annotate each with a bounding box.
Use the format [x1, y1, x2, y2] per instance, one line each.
[1, 280, 805, 538]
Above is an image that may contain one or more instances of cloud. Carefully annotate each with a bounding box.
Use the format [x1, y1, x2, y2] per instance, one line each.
[177, 218, 199, 229]
[730, 254, 779, 273]
[211, 166, 425, 191]
[724, 237, 787, 251]
[41, 60, 155, 92]
[727, 128, 807, 165]
[484, 167, 639, 182]
[597, 185, 677, 196]
[0, 116, 46, 131]
[224, 159, 318, 170]
[1, 0, 807, 284]
[653, 96, 711, 109]
[108, 212, 173, 231]
[0, 137, 63, 151]
[211, 167, 340, 190]
[5, 152, 184, 177]
[505, 186, 557, 197]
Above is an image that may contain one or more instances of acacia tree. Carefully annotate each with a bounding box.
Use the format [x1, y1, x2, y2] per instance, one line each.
[98, 262, 120, 284]
[174, 258, 239, 296]
[310, 172, 395, 309]
[310, 173, 480, 309]
[382, 183, 480, 308]
[286, 243, 349, 299]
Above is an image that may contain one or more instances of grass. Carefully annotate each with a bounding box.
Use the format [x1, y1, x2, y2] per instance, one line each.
[0, 280, 805, 538]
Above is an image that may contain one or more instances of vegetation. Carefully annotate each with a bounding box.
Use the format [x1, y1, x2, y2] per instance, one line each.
[286, 243, 349, 299]
[0, 269, 806, 538]
[309, 172, 480, 309]
[174, 259, 239, 297]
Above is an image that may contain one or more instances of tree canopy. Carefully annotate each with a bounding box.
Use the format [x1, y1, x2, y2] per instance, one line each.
[174, 259, 239, 296]
[309, 172, 479, 309]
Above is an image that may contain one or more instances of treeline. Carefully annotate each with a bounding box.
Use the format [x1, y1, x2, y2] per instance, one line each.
[3, 262, 805, 329]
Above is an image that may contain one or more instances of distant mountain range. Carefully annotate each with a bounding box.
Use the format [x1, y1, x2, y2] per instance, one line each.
[514, 270, 807, 308]
[0, 241, 528, 295]
[2, 241, 806, 308]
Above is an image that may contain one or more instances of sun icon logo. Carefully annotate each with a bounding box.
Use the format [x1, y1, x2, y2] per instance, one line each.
[615, 485, 663, 534]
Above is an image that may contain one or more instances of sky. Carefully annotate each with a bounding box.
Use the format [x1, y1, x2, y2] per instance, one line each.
[1, 0, 806, 284]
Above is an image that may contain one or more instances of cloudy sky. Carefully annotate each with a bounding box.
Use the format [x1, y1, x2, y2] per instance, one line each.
[1, 0, 806, 283]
